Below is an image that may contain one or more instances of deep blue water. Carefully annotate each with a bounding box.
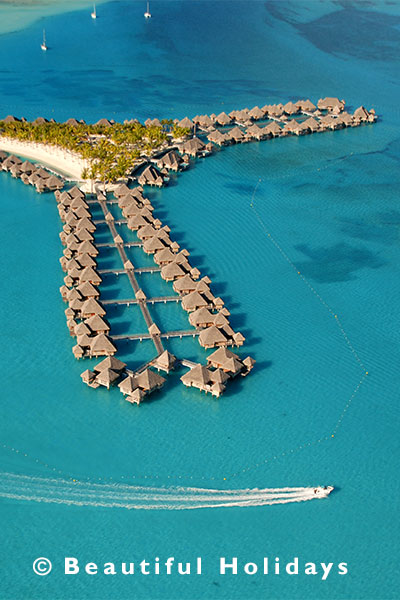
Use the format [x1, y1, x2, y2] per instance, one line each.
[0, 1, 399, 599]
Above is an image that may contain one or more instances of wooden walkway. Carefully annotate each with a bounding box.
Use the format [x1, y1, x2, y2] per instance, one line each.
[96, 241, 142, 248]
[111, 330, 200, 342]
[102, 296, 181, 306]
[98, 266, 161, 275]
[94, 219, 127, 226]
[96, 194, 164, 355]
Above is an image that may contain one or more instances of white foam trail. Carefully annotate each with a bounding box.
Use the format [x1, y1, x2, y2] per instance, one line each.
[0, 472, 329, 510]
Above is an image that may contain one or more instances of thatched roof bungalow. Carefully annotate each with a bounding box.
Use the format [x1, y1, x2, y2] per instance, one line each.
[81, 298, 106, 318]
[198, 325, 228, 349]
[89, 334, 117, 357]
[317, 97, 345, 112]
[138, 165, 164, 187]
[153, 350, 176, 373]
[181, 291, 209, 312]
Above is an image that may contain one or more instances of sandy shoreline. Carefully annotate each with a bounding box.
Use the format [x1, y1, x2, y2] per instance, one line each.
[0, 136, 87, 180]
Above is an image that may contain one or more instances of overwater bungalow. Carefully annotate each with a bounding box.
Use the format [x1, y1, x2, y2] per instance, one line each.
[248, 106, 265, 120]
[215, 111, 232, 126]
[242, 356, 256, 375]
[302, 116, 320, 133]
[78, 266, 102, 285]
[95, 368, 121, 389]
[81, 298, 106, 318]
[318, 114, 342, 130]
[46, 175, 64, 191]
[317, 97, 345, 112]
[153, 350, 176, 373]
[232, 331, 245, 347]
[353, 106, 376, 123]
[68, 185, 85, 199]
[80, 369, 99, 387]
[135, 368, 166, 394]
[189, 307, 215, 328]
[198, 325, 228, 349]
[157, 150, 184, 172]
[67, 287, 82, 302]
[227, 126, 245, 142]
[119, 375, 138, 396]
[76, 240, 98, 257]
[0, 150, 8, 162]
[207, 130, 228, 146]
[77, 253, 97, 268]
[181, 291, 210, 312]
[338, 111, 354, 127]
[206, 347, 244, 376]
[137, 223, 159, 240]
[74, 322, 92, 337]
[65, 118, 81, 127]
[59, 284, 69, 301]
[153, 247, 175, 265]
[76, 333, 93, 349]
[75, 228, 94, 242]
[160, 261, 186, 281]
[70, 196, 89, 209]
[179, 137, 206, 157]
[180, 364, 225, 397]
[72, 344, 84, 359]
[76, 217, 96, 232]
[297, 99, 316, 112]
[128, 214, 152, 230]
[114, 183, 131, 198]
[84, 314, 110, 334]
[142, 236, 166, 255]
[246, 123, 266, 140]
[177, 116, 194, 130]
[20, 160, 35, 175]
[89, 334, 117, 357]
[172, 273, 197, 294]
[94, 356, 126, 373]
[138, 165, 164, 187]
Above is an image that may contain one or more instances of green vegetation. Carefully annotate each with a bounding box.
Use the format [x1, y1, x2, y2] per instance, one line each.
[0, 119, 190, 183]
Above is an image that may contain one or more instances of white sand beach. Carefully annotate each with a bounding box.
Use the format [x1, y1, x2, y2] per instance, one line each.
[0, 136, 86, 180]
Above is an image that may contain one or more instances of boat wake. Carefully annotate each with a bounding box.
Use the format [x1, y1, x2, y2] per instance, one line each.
[0, 473, 332, 510]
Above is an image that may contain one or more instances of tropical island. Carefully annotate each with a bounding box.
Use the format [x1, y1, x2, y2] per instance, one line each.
[0, 97, 376, 405]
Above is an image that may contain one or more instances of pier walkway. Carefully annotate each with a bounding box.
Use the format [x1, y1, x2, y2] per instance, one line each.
[96, 193, 164, 355]
[98, 267, 161, 275]
[111, 330, 200, 342]
[102, 296, 181, 306]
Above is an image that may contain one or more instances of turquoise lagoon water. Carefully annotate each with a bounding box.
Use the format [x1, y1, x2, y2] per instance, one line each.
[0, 1, 400, 599]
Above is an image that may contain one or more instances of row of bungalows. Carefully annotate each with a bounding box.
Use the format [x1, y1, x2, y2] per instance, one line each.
[180, 348, 255, 397]
[0, 151, 63, 192]
[113, 183, 246, 351]
[206, 106, 376, 146]
[55, 185, 118, 360]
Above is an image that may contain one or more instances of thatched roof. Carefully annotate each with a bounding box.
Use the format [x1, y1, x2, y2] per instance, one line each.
[79, 266, 102, 284]
[77, 241, 98, 256]
[154, 350, 176, 371]
[181, 291, 209, 312]
[89, 334, 117, 356]
[161, 261, 186, 280]
[77, 253, 96, 268]
[75, 322, 92, 336]
[96, 368, 120, 387]
[181, 364, 212, 386]
[207, 347, 243, 373]
[209, 368, 229, 384]
[67, 185, 85, 199]
[172, 273, 197, 294]
[135, 368, 165, 391]
[81, 298, 106, 317]
[135, 289, 147, 301]
[85, 314, 110, 333]
[317, 97, 345, 111]
[199, 325, 228, 348]
[215, 111, 232, 125]
[189, 307, 214, 328]
[80, 369, 96, 384]
[94, 356, 126, 373]
[77, 333, 92, 348]
[248, 106, 264, 119]
[153, 247, 176, 265]
[148, 323, 161, 336]
[119, 375, 138, 395]
[178, 116, 194, 129]
[143, 236, 166, 253]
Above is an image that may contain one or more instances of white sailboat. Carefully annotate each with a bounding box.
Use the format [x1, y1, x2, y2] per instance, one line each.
[144, 1, 152, 18]
[91, 4, 97, 19]
[40, 29, 47, 51]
